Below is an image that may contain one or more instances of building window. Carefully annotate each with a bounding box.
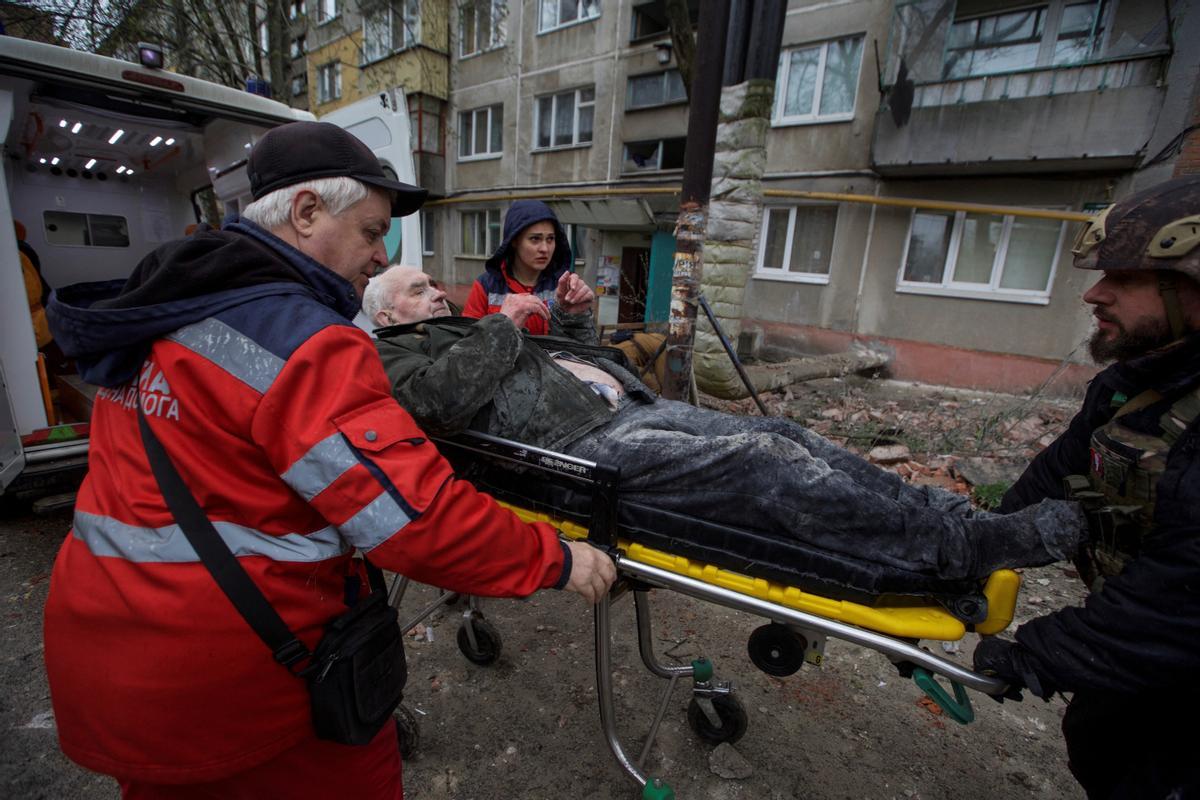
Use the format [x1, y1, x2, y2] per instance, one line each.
[291, 74, 307, 97]
[289, 0, 305, 19]
[626, 69, 686, 110]
[318, 0, 338, 23]
[943, 2, 1108, 79]
[461, 209, 501, 256]
[535, 87, 594, 149]
[944, 7, 1045, 79]
[1055, 2, 1108, 64]
[459, 104, 502, 159]
[408, 94, 444, 155]
[363, 0, 419, 63]
[898, 210, 1066, 302]
[290, 34, 305, 59]
[316, 62, 341, 103]
[258, 21, 269, 54]
[460, 0, 504, 57]
[774, 35, 864, 125]
[421, 211, 435, 255]
[538, 0, 599, 33]
[755, 205, 838, 282]
[630, 0, 697, 42]
[622, 137, 685, 173]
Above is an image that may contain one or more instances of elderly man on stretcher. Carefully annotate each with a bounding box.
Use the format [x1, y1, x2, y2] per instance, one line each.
[364, 265, 1084, 590]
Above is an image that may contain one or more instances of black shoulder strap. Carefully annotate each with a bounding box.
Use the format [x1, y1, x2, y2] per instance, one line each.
[136, 403, 314, 669]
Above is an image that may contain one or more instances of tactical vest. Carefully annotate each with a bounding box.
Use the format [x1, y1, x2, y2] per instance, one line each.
[1065, 384, 1200, 591]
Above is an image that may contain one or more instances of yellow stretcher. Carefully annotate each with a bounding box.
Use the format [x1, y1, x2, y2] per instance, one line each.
[390, 431, 1019, 800]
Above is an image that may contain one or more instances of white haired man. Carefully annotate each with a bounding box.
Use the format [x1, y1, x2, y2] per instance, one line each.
[43, 122, 614, 798]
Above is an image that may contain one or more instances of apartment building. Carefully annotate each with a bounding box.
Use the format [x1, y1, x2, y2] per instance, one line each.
[303, 0, 450, 193]
[317, 0, 1199, 394]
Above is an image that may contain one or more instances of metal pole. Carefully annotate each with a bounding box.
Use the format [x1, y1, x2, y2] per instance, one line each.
[662, 0, 732, 402]
[698, 294, 770, 415]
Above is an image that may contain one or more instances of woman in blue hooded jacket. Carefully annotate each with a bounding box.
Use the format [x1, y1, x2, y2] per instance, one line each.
[462, 199, 591, 334]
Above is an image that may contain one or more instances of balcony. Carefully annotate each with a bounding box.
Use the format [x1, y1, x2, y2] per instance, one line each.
[870, 0, 1170, 176]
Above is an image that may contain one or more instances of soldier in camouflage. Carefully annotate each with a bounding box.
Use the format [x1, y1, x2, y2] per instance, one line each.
[974, 175, 1200, 799]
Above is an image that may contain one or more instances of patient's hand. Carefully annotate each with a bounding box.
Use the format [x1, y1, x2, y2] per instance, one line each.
[555, 272, 594, 314]
[562, 541, 616, 604]
[498, 293, 550, 327]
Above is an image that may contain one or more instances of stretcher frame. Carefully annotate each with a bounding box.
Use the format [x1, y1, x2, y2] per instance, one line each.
[403, 430, 1016, 799]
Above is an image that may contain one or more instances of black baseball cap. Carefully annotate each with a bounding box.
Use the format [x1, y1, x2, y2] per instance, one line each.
[247, 121, 428, 217]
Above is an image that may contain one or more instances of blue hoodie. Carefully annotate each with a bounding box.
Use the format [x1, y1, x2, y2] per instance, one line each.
[47, 219, 361, 388]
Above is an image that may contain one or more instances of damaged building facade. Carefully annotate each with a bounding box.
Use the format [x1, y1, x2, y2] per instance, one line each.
[347, 0, 1199, 395]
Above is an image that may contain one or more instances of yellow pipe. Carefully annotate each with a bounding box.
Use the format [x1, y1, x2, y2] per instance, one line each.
[423, 186, 680, 206]
[425, 186, 1093, 222]
[764, 190, 1093, 221]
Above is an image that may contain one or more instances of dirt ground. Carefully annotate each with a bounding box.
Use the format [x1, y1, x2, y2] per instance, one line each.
[1, 376, 1092, 800]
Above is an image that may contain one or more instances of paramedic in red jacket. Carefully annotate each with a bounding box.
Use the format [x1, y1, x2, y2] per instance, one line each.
[42, 121, 615, 799]
[461, 199, 591, 334]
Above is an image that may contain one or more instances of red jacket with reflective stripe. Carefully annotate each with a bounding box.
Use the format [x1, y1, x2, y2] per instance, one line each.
[43, 228, 566, 784]
[462, 261, 562, 336]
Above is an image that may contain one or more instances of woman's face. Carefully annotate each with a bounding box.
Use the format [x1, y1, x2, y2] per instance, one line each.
[513, 221, 557, 274]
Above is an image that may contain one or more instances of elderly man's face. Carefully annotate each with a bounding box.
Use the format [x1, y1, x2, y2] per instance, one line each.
[380, 268, 450, 325]
[303, 188, 392, 297]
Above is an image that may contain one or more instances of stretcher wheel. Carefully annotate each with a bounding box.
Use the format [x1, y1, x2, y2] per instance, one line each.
[456, 618, 502, 665]
[687, 695, 748, 744]
[394, 704, 420, 759]
[747, 623, 806, 677]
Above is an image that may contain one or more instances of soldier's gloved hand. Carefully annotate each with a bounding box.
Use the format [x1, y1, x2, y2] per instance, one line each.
[969, 638, 1056, 700]
[973, 637, 1027, 703]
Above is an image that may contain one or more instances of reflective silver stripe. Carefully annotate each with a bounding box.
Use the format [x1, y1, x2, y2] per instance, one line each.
[167, 318, 284, 394]
[73, 510, 350, 563]
[489, 289, 556, 307]
[282, 433, 359, 501]
[338, 489, 411, 552]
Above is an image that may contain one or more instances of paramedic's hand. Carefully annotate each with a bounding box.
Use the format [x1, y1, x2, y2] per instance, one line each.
[498, 293, 550, 328]
[973, 637, 1027, 703]
[562, 541, 616, 604]
[555, 272, 594, 314]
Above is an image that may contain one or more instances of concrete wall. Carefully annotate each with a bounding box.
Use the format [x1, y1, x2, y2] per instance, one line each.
[765, 0, 890, 173]
[745, 174, 1108, 366]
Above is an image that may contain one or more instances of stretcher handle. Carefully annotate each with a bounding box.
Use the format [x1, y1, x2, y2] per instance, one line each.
[912, 667, 974, 725]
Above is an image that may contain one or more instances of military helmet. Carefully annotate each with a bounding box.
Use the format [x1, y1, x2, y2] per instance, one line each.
[1072, 175, 1200, 282]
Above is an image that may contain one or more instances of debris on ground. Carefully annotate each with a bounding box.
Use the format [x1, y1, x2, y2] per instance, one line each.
[700, 375, 1080, 504]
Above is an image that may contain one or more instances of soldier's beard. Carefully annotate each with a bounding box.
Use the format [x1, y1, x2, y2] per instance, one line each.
[1088, 313, 1175, 363]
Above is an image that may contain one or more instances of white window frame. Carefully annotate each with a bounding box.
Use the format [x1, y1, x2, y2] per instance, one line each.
[895, 209, 1067, 305]
[317, 0, 339, 24]
[458, 104, 503, 160]
[459, 0, 505, 57]
[538, 0, 600, 34]
[773, 34, 865, 126]
[316, 61, 341, 103]
[533, 87, 595, 151]
[362, 0, 419, 64]
[291, 74, 307, 97]
[460, 208, 501, 257]
[753, 204, 840, 284]
[625, 69, 687, 110]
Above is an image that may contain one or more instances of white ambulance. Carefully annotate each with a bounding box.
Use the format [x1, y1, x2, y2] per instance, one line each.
[0, 36, 422, 509]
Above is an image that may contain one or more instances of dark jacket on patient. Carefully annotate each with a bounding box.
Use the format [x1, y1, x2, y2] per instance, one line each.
[373, 310, 653, 451]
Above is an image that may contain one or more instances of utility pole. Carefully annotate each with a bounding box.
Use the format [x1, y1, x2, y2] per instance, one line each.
[661, 0, 731, 401]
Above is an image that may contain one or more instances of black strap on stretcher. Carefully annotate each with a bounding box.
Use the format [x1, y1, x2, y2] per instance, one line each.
[432, 431, 621, 549]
